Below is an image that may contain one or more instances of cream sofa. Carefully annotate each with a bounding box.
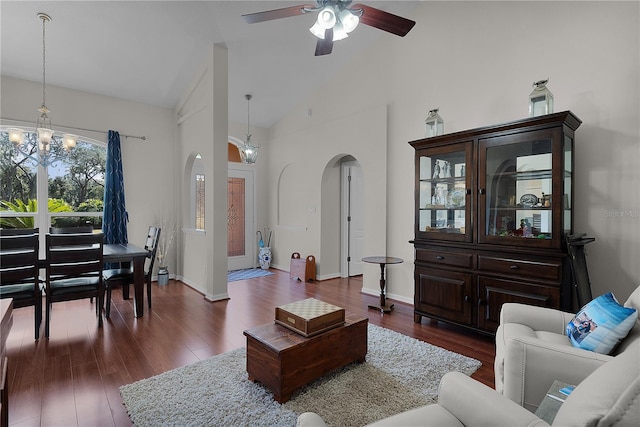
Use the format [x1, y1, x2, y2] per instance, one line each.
[495, 285, 640, 412]
[297, 341, 640, 426]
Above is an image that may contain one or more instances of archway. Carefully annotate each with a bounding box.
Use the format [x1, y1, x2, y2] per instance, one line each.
[320, 154, 365, 278]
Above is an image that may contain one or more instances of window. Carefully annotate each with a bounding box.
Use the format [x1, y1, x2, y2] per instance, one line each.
[0, 130, 106, 232]
[195, 173, 205, 230]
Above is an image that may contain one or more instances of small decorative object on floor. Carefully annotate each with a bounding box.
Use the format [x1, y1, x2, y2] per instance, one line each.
[290, 252, 316, 282]
[258, 247, 271, 270]
[425, 108, 444, 137]
[155, 215, 176, 279]
[529, 78, 554, 117]
[157, 266, 169, 285]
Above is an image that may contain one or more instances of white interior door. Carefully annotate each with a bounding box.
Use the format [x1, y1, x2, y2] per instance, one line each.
[227, 167, 255, 271]
[341, 161, 365, 277]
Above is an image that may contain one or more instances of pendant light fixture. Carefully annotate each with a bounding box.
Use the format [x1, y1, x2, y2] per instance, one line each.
[239, 94, 259, 164]
[2, 12, 77, 167]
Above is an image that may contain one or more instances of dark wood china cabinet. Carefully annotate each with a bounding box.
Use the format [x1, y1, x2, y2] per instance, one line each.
[410, 111, 581, 334]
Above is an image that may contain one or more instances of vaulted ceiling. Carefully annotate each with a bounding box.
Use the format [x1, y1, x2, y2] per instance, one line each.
[1, 1, 418, 128]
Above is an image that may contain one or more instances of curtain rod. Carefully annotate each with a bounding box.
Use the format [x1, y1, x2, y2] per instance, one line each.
[0, 117, 146, 141]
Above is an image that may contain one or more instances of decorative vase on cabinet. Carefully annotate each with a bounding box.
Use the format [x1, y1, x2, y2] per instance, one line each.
[410, 111, 581, 335]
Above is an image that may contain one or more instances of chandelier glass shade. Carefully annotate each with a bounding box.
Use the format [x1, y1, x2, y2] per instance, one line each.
[239, 134, 259, 164]
[239, 94, 259, 164]
[2, 12, 77, 168]
[309, 3, 360, 41]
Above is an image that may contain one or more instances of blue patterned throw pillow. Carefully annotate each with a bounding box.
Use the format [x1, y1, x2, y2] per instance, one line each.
[566, 292, 638, 354]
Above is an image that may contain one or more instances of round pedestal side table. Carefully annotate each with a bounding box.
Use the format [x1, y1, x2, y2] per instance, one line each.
[362, 256, 403, 313]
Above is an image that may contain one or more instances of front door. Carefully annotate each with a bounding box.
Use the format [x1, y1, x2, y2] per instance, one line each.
[227, 168, 255, 270]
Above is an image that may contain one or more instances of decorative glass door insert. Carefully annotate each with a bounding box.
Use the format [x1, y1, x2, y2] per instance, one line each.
[227, 177, 245, 257]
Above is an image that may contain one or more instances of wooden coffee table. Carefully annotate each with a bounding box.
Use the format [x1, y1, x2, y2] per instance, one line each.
[243, 314, 368, 403]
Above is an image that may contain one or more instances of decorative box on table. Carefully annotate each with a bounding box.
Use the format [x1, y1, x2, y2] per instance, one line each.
[275, 298, 345, 337]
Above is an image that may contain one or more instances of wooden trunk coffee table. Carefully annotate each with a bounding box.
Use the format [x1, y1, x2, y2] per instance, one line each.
[243, 314, 368, 403]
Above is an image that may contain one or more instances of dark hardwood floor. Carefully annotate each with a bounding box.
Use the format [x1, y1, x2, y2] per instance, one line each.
[5, 269, 495, 426]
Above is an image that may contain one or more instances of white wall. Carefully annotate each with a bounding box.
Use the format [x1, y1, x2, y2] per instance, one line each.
[267, 1, 640, 302]
[1, 75, 177, 276]
[267, 104, 388, 291]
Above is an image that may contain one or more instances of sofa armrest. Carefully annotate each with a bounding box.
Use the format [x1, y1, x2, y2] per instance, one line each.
[503, 336, 613, 411]
[500, 303, 575, 334]
[438, 372, 549, 426]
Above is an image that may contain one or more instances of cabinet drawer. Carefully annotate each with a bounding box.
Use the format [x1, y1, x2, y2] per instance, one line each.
[477, 255, 562, 281]
[416, 249, 473, 269]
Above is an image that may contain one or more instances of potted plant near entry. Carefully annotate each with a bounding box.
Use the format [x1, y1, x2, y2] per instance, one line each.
[155, 217, 176, 285]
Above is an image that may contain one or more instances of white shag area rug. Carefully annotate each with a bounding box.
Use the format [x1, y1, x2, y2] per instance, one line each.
[120, 323, 481, 426]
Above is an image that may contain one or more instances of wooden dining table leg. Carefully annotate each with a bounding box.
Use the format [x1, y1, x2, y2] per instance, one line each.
[132, 255, 145, 318]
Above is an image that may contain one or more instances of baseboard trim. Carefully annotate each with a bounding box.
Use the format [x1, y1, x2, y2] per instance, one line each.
[361, 286, 413, 305]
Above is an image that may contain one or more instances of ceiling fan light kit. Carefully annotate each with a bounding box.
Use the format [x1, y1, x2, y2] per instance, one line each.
[317, 6, 337, 29]
[242, 0, 415, 56]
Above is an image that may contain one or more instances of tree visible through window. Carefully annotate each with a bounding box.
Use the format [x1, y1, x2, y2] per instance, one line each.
[0, 131, 106, 230]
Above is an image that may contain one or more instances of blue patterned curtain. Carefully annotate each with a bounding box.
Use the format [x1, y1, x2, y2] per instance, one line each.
[102, 130, 128, 244]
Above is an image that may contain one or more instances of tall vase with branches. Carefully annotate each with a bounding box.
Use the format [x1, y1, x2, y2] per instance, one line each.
[155, 216, 176, 269]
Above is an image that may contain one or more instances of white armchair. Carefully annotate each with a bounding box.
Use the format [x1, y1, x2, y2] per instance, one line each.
[298, 341, 640, 427]
[495, 285, 640, 411]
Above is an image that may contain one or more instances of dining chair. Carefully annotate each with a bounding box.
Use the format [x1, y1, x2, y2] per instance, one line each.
[50, 225, 94, 234]
[0, 229, 43, 340]
[0, 227, 40, 235]
[103, 226, 161, 318]
[44, 232, 104, 338]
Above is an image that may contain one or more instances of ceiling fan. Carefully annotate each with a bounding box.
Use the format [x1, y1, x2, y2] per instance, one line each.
[242, 0, 416, 56]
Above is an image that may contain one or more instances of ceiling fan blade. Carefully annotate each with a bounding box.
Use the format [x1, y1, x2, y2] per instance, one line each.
[351, 4, 416, 37]
[315, 29, 334, 56]
[242, 4, 314, 24]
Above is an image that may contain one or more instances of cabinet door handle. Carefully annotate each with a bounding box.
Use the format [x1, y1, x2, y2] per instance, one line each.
[479, 188, 486, 195]
[465, 189, 471, 195]
[510, 265, 520, 270]
[477, 299, 484, 306]
[464, 295, 470, 303]
[436, 256, 444, 260]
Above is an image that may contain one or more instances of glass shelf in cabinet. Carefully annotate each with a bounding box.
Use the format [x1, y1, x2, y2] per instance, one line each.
[420, 177, 466, 184]
[489, 206, 552, 211]
[486, 169, 553, 181]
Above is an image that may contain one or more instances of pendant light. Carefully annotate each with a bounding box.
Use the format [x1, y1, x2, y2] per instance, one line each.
[239, 94, 259, 164]
[2, 13, 77, 167]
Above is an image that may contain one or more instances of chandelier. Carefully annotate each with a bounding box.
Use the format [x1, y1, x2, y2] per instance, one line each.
[308, 1, 361, 42]
[3, 13, 77, 168]
[239, 94, 259, 164]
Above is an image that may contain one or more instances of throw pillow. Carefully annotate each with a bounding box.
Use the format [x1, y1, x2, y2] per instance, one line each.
[566, 292, 638, 354]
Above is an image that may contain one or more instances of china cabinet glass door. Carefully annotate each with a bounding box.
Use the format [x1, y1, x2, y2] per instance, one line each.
[479, 129, 564, 248]
[417, 142, 472, 242]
